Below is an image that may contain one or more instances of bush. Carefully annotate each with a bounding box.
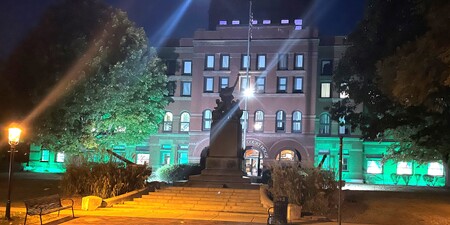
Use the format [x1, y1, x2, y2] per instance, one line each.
[61, 155, 151, 198]
[267, 161, 338, 215]
[156, 163, 202, 183]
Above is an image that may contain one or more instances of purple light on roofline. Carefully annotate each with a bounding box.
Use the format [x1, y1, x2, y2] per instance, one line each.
[294, 19, 303, 25]
[295, 26, 302, 30]
[219, 20, 227, 25]
[281, 19, 289, 24]
[263, 20, 271, 25]
[252, 20, 258, 25]
[232, 20, 240, 25]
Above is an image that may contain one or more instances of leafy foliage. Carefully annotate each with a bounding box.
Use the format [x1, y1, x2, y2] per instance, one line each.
[156, 163, 202, 183]
[61, 155, 151, 198]
[1, 0, 170, 152]
[267, 162, 338, 215]
[331, 0, 450, 186]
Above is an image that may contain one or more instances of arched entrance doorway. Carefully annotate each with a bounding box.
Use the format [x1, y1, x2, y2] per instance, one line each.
[244, 148, 263, 176]
[275, 149, 301, 161]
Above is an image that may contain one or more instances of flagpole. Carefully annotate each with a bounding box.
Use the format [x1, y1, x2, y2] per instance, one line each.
[242, 0, 252, 150]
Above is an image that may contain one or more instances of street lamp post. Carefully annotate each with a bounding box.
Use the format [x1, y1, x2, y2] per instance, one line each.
[242, 0, 253, 150]
[5, 126, 21, 220]
[338, 116, 345, 225]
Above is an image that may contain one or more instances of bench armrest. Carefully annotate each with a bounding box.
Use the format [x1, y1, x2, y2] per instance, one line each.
[61, 198, 74, 207]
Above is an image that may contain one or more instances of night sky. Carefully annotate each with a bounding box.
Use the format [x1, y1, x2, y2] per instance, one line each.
[0, 0, 366, 59]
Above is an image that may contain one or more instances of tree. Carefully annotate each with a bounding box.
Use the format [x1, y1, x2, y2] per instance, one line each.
[377, 0, 450, 185]
[332, 0, 449, 186]
[1, 0, 170, 153]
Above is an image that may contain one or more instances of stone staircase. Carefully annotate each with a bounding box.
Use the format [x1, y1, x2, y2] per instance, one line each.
[102, 186, 268, 223]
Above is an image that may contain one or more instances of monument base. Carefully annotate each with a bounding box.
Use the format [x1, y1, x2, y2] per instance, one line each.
[185, 157, 256, 189]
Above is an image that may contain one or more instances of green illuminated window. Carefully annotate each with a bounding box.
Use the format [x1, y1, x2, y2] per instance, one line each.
[367, 160, 382, 174]
[41, 149, 50, 162]
[160, 150, 171, 166]
[397, 161, 413, 175]
[177, 150, 188, 164]
[55, 152, 65, 163]
[427, 162, 444, 176]
[136, 153, 150, 165]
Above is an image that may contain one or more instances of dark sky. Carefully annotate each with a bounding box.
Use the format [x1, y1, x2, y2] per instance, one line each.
[0, 0, 366, 59]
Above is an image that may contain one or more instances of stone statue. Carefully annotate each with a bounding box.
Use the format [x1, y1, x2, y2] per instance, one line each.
[212, 73, 242, 122]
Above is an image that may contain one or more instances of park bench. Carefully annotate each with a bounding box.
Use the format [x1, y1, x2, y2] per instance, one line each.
[24, 194, 74, 225]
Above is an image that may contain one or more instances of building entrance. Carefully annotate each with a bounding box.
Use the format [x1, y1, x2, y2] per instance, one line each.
[244, 149, 263, 176]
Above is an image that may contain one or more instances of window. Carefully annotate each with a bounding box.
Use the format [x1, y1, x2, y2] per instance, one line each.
[180, 112, 190, 132]
[204, 77, 214, 93]
[177, 150, 189, 164]
[257, 54, 266, 70]
[181, 81, 191, 96]
[205, 54, 214, 70]
[254, 110, 264, 132]
[167, 81, 176, 96]
[277, 77, 287, 93]
[276, 110, 286, 132]
[397, 161, 413, 175]
[160, 150, 171, 165]
[241, 54, 250, 70]
[255, 77, 265, 93]
[319, 113, 331, 135]
[278, 54, 288, 70]
[427, 162, 444, 176]
[240, 111, 248, 131]
[292, 111, 302, 133]
[136, 153, 150, 165]
[293, 77, 303, 93]
[240, 76, 249, 92]
[165, 60, 176, 75]
[202, 110, 212, 131]
[342, 158, 349, 171]
[339, 83, 349, 99]
[183, 60, 192, 75]
[219, 77, 229, 91]
[41, 149, 50, 162]
[339, 124, 350, 135]
[220, 54, 230, 70]
[55, 152, 65, 163]
[294, 54, 304, 70]
[321, 60, 333, 75]
[321, 83, 331, 98]
[163, 112, 173, 132]
[367, 160, 383, 174]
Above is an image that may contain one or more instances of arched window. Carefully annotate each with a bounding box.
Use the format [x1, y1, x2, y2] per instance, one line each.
[319, 113, 331, 135]
[202, 110, 212, 131]
[254, 110, 264, 132]
[180, 112, 190, 132]
[163, 112, 173, 132]
[275, 110, 286, 132]
[276, 149, 301, 161]
[292, 111, 302, 133]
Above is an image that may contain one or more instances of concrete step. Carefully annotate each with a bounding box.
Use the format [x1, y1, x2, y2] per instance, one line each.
[163, 186, 261, 193]
[100, 206, 269, 217]
[136, 197, 260, 205]
[130, 199, 262, 207]
[115, 203, 267, 214]
[140, 193, 260, 200]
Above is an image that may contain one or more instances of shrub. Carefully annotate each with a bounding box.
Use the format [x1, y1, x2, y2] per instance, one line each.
[61, 155, 151, 198]
[267, 161, 338, 215]
[156, 163, 202, 183]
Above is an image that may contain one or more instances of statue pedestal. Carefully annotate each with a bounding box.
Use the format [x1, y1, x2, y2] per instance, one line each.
[187, 117, 254, 189]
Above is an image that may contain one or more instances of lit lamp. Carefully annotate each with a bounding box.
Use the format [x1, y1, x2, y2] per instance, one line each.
[5, 126, 21, 220]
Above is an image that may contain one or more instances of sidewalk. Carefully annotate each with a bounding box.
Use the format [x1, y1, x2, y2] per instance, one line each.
[3, 207, 371, 225]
